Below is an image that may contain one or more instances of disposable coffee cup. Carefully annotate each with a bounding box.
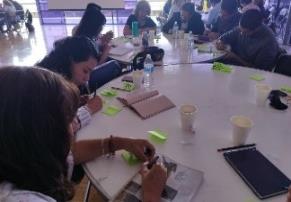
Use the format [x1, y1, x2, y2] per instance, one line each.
[178, 30, 184, 39]
[230, 115, 253, 146]
[256, 84, 272, 106]
[132, 71, 143, 89]
[180, 105, 197, 133]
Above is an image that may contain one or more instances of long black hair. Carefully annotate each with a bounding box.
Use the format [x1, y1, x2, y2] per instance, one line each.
[74, 3, 106, 39]
[0, 67, 79, 201]
[37, 36, 98, 81]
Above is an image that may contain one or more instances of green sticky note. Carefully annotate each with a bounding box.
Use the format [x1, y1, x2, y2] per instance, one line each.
[250, 74, 265, 81]
[123, 82, 135, 91]
[281, 86, 291, 93]
[212, 62, 232, 73]
[100, 89, 117, 97]
[102, 105, 122, 116]
[121, 151, 140, 165]
[148, 130, 168, 144]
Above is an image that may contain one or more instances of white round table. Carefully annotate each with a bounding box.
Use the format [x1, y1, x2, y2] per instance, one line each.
[109, 34, 225, 66]
[77, 63, 291, 202]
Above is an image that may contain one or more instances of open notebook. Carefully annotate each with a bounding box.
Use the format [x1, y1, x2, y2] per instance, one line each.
[115, 155, 204, 202]
[117, 90, 176, 119]
[109, 45, 133, 56]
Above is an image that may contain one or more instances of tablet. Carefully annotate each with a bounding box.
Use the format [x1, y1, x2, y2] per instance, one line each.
[224, 148, 290, 199]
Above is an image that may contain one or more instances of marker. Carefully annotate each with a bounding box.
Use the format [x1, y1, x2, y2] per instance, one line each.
[147, 156, 159, 169]
[217, 143, 256, 152]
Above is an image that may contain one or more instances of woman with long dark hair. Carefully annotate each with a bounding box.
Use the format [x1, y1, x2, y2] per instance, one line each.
[0, 67, 167, 202]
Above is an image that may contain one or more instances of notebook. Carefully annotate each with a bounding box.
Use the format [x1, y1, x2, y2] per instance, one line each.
[109, 45, 133, 56]
[117, 90, 176, 119]
[223, 147, 290, 199]
[115, 154, 204, 202]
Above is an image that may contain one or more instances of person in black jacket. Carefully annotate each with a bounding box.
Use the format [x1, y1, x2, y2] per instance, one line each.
[162, 2, 205, 35]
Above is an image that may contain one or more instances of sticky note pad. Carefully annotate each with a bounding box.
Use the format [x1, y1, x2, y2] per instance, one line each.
[281, 86, 291, 94]
[123, 82, 135, 91]
[102, 105, 122, 116]
[100, 89, 117, 97]
[121, 151, 140, 166]
[250, 74, 265, 81]
[148, 130, 168, 144]
[212, 62, 232, 73]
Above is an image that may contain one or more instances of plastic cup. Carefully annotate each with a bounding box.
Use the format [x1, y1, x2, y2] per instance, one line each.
[132, 71, 143, 89]
[230, 115, 253, 146]
[180, 105, 197, 133]
[178, 30, 184, 39]
[256, 84, 272, 106]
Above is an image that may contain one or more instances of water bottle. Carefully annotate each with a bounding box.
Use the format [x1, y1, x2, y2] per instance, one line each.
[132, 21, 139, 37]
[143, 54, 154, 88]
[188, 31, 194, 49]
[173, 21, 179, 39]
[142, 31, 149, 48]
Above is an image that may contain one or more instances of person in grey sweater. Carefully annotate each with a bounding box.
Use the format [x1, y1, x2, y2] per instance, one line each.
[216, 9, 281, 71]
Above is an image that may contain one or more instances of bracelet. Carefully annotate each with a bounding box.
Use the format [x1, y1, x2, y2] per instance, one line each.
[101, 139, 105, 156]
[108, 135, 115, 157]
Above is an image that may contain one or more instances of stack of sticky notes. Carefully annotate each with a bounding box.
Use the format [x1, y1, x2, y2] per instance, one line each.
[102, 105, 122, 116]
[250, 74, 265, 81]
[148, 130, 168, 144]
[122, 151, 140, 166]
[100, 89, 118, 97]
[123, 82, 135, 92]
[212, 62, 232, 73]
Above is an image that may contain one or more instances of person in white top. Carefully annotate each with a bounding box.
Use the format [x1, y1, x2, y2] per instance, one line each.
[0, 67, 167, 202]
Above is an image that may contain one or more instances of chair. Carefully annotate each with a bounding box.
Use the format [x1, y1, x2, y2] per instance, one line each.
[274, 54, 291, 77]
[88, 60, 122, 92]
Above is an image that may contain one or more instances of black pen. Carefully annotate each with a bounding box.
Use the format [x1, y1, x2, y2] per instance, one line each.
[147, 156, 159, 169]
[217, 143, 256, 152]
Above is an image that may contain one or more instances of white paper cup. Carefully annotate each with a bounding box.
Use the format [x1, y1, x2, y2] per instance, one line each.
[178, 30, 184, 39]
[180, 105, 197, 133]
[132, 71, 143, 89]
[149, 30, 155, 39]
[230, 115, 253, 146]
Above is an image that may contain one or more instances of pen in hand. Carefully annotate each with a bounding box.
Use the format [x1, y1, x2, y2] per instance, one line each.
[147, 156, 159, 169]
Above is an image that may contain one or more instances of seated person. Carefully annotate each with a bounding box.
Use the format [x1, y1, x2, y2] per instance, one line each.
[287, 188, 291, 202]
[207, 0, 241, 41]
[37, 36, 104, 131]
[239, 0, 260, 13]
[73, 3, 114, 66]
[206, 0, 221, 28]
[162, 2, 205, 35]
[216, 9, 280, 71]
[0, 67, 167, 202]
[123, 0, 156, 36]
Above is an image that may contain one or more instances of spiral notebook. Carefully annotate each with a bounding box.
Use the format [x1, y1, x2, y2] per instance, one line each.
[117, 90, 176, 119]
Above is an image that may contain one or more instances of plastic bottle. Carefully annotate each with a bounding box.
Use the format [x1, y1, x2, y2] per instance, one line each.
[143, 54, 154, 88]
[188, 31, 194, 49]
[142, 31, 149, 48]
[173, 21, 179, 39]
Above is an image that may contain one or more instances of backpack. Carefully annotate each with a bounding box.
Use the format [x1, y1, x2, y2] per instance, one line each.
[132, 46, 164, 70]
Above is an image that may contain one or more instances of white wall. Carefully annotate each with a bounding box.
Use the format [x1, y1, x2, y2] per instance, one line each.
[48, 0, 125, 10]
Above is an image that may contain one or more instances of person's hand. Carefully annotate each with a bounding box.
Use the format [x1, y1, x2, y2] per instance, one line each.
[216, 40, 226, 50]
[85, 95, 103, 115]
[122, 138, 155, 161]
[80, 95, 89, 106]
[100, 31, 114, 45]
[208, 32, 219, 41]
[287, 187, 291, 202]
[140, 163, 167, 202]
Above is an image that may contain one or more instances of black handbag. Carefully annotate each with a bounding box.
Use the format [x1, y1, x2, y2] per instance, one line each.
[132, 46, 164, 70]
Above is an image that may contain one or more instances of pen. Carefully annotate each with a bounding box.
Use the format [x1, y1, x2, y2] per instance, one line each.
[217, 143, 256, 152]
[147, 156, 159, 169]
